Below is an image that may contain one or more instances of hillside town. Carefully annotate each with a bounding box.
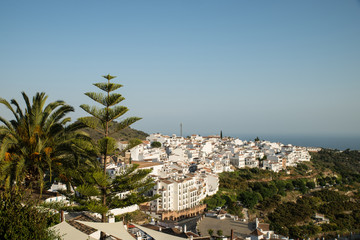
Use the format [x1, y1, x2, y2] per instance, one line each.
[124, 133, 313, 215]
[46, 133, 317, 239]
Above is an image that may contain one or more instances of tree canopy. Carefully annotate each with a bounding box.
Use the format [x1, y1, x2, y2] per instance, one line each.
[78, 75, 155, 229]
[0, 92, 93, 193]
[151, 141, 161, 148]
[0, 189, 60, 240]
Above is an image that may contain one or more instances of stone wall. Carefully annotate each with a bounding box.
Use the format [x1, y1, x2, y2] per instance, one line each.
[160, 204, 206, 221]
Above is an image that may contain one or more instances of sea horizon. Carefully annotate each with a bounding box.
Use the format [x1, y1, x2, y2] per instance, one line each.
[160, 132, 360, 150]
[232, 134, 360, 151]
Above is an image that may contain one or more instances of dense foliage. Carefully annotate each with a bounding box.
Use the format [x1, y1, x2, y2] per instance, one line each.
[0, 80, 154, 239]
[220, 168, 281, 189]
[114, 210, 150, 224]
[0, 189, 60, 240]
[215, 168, 317, 210]
[265, 148, 360, 238]
[269, 189, 360, 238]
[207, 154, 360, 238]
[0, 92, 95, 193]
[203, 193, 243, 217]
[77, 75, 156, 231]
[311, 149, 360, 184]
[150, 141, 161, 148]
[82, 125, 148, 141]
[269, 196, 317, 236]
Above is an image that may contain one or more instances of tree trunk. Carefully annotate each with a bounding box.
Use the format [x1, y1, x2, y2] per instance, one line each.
[100, 231, 106, 240]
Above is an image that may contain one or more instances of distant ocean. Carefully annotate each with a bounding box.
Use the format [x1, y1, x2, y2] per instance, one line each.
[232, 135, 360, 150]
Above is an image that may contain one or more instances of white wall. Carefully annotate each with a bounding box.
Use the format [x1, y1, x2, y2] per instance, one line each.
[109, 204, 139, 216]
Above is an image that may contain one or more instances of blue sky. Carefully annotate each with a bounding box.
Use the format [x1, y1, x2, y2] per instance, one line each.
[1, 0, 360, 138]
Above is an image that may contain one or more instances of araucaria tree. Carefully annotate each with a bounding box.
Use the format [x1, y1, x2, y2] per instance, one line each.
[79, 74, 157, 224]
[80, 74, 142, 169]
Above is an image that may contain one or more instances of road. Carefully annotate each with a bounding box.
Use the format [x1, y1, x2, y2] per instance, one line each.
[197, 216, 252, 238]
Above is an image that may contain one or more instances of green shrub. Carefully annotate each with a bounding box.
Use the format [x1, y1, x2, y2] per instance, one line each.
[0, 189, 60, 240]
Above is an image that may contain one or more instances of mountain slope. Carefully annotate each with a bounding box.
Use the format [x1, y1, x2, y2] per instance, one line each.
[81, 125, 148, 141]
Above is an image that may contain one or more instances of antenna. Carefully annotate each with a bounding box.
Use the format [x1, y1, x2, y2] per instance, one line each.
[180, 123, 183, 137]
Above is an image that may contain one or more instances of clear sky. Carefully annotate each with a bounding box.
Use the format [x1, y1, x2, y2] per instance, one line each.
[1, 0, 360, 138]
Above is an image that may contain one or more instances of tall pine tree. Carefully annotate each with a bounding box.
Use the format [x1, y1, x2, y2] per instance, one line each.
[78, 75, 156, 228]
[79, 74, 141, 172]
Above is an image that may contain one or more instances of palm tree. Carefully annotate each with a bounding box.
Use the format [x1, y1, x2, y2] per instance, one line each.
[0, 92, 91, 193]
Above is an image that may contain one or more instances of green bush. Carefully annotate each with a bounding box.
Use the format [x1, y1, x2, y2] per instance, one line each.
[151, 141, 161, 148]
[0, 189, 60, 240]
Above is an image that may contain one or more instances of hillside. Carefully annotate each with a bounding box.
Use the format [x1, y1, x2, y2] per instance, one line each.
[204, 149, 360, 238]
[311, 149, 360, 184]
[81, 123, 148, 141]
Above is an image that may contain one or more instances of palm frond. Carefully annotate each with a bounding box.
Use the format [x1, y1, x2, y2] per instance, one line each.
[42, 100, 67, 125]
[0, 116, 15, 131]
[0, 98, 20, 122]
[65, 121, 88, 132]
[44, 105, 74, 130]
[22, 92, 32, 114]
